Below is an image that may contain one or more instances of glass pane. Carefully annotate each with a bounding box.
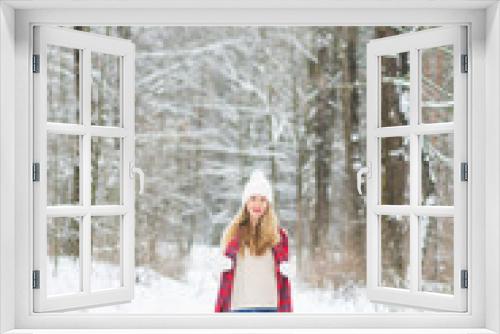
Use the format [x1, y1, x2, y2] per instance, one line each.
[91, 137, 121, 205]
[421, 133, 454, 205]
[420, 216, 454, 294]
[380, 52, 410, 127]
[47, 45, 80, 124]
[91, 216, 122, 291]
[380, 136, 410, 205]
[47, 217, 81, 295]
[91, 52, 121, 127]
[380, 215, 410, 289]
[421, 45, 454, 123]
[47, 133, 80, 205]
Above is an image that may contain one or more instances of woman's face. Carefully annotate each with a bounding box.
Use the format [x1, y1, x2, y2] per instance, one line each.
[246, 195, 269, 222]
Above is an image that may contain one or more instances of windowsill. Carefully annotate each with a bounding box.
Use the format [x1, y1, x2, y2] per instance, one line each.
[3, 329, 497, 334]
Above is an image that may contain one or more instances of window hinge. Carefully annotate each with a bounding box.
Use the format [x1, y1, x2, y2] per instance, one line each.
[32, 54, 40, 73]
[32, 162, 40, 182]
[461, 162, 468, 181]
[32, 270, 40, 289]
[461, 54, 468, 73]
[461, 269, 468, 289]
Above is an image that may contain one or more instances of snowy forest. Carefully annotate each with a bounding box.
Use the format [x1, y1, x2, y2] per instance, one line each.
[45, 25, 454, 313]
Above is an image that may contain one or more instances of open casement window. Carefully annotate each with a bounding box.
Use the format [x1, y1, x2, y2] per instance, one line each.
[363, 25, 468, 312]
[33, 26, 140, 312]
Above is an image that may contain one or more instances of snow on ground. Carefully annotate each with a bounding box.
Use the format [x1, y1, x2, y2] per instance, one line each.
[44, 244, 434, 314]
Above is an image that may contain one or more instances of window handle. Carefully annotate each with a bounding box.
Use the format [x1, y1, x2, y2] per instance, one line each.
[356, 162, 371, 195]
[129, 162, 144, 195]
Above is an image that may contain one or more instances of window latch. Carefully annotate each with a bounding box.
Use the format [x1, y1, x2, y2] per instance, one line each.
[129, 162, 144, 195]
[356, 162, 371, 195]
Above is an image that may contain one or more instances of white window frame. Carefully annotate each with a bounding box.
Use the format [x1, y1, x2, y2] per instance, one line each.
[32, 25, 136, 312]
[365, 26, 468, 312]
[0, 1, 499, 333]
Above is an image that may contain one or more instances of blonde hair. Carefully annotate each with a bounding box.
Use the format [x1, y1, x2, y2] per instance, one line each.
[220, 202, 280, 257]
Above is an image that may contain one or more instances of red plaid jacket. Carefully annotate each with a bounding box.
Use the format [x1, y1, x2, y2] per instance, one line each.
[214, 226, 292, 312]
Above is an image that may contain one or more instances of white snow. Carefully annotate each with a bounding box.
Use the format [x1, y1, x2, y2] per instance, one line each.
[43, 244, 436, 314]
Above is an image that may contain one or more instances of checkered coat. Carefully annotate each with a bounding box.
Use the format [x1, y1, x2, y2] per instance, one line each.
[214, 226, 292, 312]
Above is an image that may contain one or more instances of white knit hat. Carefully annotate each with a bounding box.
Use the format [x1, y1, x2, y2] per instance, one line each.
[241, 169, 273, 207]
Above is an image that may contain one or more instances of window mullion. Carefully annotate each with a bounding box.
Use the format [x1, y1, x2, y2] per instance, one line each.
[82, 47, 91, 294]
[410, 47, 420, 294]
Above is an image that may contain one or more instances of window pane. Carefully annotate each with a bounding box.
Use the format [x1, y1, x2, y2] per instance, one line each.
[380, 215, 410, 289]
[380, 136, 410, 205]
[91, 216, 122, 291]
[420, 216, 454, 294]
[47, 217, 81, 296]
[47, 45, 80, 124]
[91, 52, 121, 127]
[47, 133, 80, 205]
[380, 52, 410, 127]
[420, 45, 454, 123]
[421, 133, 454, 205]
[91, 137, 121, 205]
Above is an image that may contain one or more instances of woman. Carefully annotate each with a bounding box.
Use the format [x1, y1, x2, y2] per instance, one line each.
[214, 169, 292, 312]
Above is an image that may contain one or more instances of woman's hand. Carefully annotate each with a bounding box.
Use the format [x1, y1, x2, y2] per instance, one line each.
[210, 252, 233, 282]
[273, 227, 289, 263]
[279, 261, 290, 276]
[216, 254, 234, 272]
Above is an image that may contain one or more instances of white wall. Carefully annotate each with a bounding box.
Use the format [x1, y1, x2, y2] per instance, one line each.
[485, 2, 500, 334]
[0, 2, 16, 334]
